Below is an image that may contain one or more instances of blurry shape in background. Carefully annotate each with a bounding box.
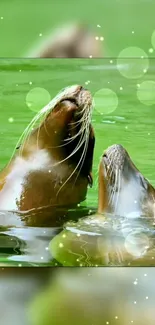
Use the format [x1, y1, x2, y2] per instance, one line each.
[137, 80, 155, 106]
[26, 87, 51, 112]
[117, 47, 149, 79]
[1, 267, 155, 325]
[93, 88, 118, 115]
[29, 267, 155, 325]
[27, 22, 103, 58]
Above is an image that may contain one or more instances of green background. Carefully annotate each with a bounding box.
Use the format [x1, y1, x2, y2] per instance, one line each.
[0, 0, 155, 57]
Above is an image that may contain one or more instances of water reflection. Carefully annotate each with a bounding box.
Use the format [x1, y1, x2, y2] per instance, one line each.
[50, 212, 155, 266]
[0, 207, 95, 265]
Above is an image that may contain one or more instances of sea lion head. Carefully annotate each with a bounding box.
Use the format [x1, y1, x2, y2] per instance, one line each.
[98, 144, 155, 217]
[14, 85, 95, 211]
[44, 85, 95, 186]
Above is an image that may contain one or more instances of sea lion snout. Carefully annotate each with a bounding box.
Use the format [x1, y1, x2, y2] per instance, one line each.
[56, 85, 92, 113]
[74, 86, 92, 111]
[103, 144, 126, 171]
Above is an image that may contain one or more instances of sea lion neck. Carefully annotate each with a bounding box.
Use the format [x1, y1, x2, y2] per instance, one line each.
[98, 162, 108, 214]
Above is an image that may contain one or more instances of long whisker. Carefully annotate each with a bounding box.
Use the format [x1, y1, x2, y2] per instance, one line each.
[56, 126, 88, 196]
[8, 85, 85, 162]
[113, 168, 120, 215]
[56, 108, 92, 195]
[73, 124, 90, 185]
[106, 151, 118, 207]
[111, 168, 118, 209]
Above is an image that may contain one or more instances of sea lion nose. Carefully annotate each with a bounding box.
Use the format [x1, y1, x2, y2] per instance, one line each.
[104, 144, 124, 157]
[78, 86, 88, 92]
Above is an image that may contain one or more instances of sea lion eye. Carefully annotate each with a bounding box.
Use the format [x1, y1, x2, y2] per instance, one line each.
[87, 174, 93, 188]
[139, 174, 148, 190]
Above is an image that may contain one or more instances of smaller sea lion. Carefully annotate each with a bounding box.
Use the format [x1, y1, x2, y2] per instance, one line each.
[28, 23, 102, 58]
[99, 144, 155, 217]
[50, 144, 155, 266]
[0, 85, 95, 227]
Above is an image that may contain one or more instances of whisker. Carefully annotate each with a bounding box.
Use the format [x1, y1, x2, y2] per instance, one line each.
[113, 168, 120, 215]
[56, 125, 88, 196]
[73, 124, 90, 185]
[56, 108, 91, 195]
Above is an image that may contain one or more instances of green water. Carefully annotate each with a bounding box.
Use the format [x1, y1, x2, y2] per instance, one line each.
[0, 58, 155, 265]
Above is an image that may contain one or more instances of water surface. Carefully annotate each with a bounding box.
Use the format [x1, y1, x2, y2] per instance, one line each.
[0, 59, 155, 266]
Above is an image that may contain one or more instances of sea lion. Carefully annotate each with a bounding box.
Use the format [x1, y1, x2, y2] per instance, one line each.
[50, 144, 155, 266]
[0, 85, 95, 227]
[99, 144, 155, 217]
[28, 23, 102, 58]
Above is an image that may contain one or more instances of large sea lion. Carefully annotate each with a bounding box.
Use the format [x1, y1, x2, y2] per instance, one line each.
[0, 85, 95, 227]
[50, 144, 155, 266]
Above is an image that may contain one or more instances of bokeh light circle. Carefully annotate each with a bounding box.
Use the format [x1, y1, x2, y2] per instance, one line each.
[117, 47, 149, 79]
[137, 80, 155, 106]
[125, 231, 149, 257]
[26, 87, 51, 112]
[93, 88, 118, 115]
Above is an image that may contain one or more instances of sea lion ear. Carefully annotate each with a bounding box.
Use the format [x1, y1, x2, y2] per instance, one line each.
[87, 172, 93, 188]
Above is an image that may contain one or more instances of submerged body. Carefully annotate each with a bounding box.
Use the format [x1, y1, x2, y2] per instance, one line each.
[0, 85, 95, 226]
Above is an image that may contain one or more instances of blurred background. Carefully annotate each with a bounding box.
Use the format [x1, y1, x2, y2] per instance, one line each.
[0, 267, 155, 325]
[0, 0, 155, 57]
